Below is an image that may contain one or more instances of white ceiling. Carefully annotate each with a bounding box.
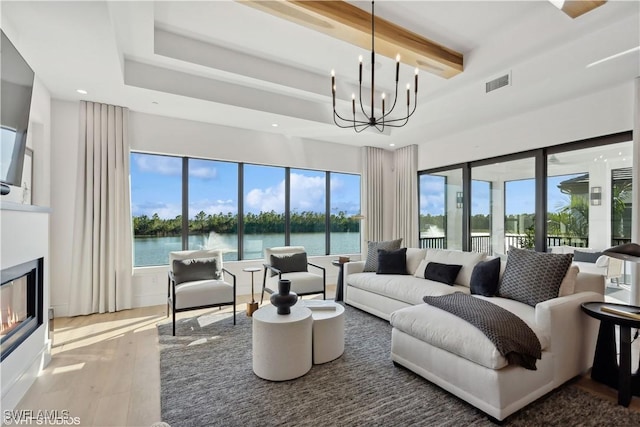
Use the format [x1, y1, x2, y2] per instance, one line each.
[2, 0, 639, 150]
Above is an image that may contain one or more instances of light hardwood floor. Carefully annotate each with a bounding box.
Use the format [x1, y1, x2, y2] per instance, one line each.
[15, 286, 639, 426]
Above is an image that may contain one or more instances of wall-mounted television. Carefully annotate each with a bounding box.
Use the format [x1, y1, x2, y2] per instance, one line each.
[1, 29, 35, 195]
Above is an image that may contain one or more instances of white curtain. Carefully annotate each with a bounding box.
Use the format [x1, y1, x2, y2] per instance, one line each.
[69, 101, 133, 316]
[362, 146, 385, 242]
[393, 145, 418, 247]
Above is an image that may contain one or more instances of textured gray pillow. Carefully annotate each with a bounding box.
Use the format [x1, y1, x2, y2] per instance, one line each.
[172, 258, 220, 284]
[499, 247, 572, 307]
[363, 239, 403, 272]
[270, 252, 308, 276]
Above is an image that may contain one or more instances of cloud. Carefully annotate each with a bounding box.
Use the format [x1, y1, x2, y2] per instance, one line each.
[188, 199, 237, 218]
[189, 166, 218, 180]
[133, 154, 181, 176]
[246, 173, 329, 213]
[132, 201, 181, 219]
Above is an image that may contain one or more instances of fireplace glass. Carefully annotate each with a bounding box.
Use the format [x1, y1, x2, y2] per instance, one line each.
[0, 258, 43, 361]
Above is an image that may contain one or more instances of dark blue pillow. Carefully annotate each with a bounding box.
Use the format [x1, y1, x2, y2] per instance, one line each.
[470, 257, 501, 296]
[424, 262, 462, 286]
[377, 248, 408, 275]
[573, 250, 602, 263]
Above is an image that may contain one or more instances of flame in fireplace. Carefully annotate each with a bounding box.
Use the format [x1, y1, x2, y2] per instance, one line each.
[1, 306, 21, 334]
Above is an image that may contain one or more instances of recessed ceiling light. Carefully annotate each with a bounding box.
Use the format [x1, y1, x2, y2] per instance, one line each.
[76, 89, 88, 95]
[389, 143, 395, 147]
[271, 123, 278, 127]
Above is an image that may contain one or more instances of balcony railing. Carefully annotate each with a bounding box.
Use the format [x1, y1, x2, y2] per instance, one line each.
[419, 234, 602, 252]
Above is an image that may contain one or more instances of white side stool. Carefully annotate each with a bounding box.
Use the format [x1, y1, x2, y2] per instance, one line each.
[310, 302, 345, 364]
[252, 305, 312, 381]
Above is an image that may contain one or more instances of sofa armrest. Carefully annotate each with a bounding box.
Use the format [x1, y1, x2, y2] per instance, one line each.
[535, 291, 604, 380]
[574, 272, 605, 295]
[344, 260, 365, 276]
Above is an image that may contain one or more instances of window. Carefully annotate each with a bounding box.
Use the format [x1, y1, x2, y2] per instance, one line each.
[188, 159, 238, 261]
[330, 172, 361, 255]
[243, 165, 286, 260]
[419, 170, 463, 250]
[130, 153, 183, 267]
[130, 154, 361, 266]
[290, 169, 326, 256]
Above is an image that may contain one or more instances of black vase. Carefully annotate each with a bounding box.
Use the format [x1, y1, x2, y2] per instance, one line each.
[270, 279, 298, 315]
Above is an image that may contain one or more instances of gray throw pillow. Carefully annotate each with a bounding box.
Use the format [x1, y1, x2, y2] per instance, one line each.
[270, 252, 308, 276]
[573, 250, 602, 263]
[499, 247, 572, 307]
[364, 239, 403, 272]
[172, 258, 220, 284]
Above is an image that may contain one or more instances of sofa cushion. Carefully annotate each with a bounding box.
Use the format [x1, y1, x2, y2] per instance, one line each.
[270, 252, 308, 276]
[377, 248, 408, 275]
[347, 272, 468, 305]
[364, 239, 403, 272]
[424, 249, 486, 287]
[390, 297, 549, 370]
[499, 247, 572, 307]
[470, 257, 501, 296]
[406, 248, 427, 275]
[558, 265, 579, 297]
[424, 262, 462, 285]
[573, 250, 603, 263]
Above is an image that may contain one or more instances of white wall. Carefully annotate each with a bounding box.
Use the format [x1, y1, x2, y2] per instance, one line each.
[417, 82, 633, 170]
[49, 103, 363, 314]
[0, 42, 52, 413]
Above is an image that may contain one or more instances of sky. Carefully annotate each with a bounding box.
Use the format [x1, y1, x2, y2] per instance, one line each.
[130, 153, 361, 219]
[419, 173, 584, 216]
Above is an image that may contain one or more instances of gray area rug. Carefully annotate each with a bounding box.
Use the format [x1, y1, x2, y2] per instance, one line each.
[158, 305, 640, 427]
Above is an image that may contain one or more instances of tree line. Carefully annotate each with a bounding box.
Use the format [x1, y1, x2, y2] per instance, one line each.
[133, 210, 361, 237]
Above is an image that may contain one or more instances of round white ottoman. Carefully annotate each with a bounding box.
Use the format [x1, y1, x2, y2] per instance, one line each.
[252, 304, 312, 381]
[311, 303, 345, 364]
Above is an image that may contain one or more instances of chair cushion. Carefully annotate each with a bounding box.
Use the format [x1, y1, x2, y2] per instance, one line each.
[174, 280, 234, 309]
[270, 252, 308, 277]
[266, 272, 324, 295]
[172, 258, 220, 284]
[170, 249, 225, 281]
[573, 250, 603, 263]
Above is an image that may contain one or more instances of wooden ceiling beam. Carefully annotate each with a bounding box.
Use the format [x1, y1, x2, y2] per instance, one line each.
[559, 1, 607, 19]
[239, 0, 463, 79]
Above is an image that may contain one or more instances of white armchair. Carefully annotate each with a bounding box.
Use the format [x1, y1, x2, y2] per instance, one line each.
[261, 246, 326, 303]
[168, 249, 236, 336]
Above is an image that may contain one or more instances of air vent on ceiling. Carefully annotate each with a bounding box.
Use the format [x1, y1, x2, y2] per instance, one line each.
[485, 72, 511, 93]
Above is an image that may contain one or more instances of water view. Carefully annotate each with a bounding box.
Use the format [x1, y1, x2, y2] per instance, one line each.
[134, 232, 361, 267]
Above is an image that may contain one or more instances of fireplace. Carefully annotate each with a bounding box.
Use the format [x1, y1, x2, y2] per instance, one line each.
[1, 258, 43, 361]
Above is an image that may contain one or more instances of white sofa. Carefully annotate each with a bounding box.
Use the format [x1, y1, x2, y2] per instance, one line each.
[343, 248, 604, 421]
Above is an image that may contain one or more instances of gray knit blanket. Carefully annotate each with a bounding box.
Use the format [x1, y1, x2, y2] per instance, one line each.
[422, 294, 542, 370]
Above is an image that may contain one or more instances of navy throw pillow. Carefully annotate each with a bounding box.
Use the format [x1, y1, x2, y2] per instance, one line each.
[470, 257, 501, 296]
[424, 262, 462, 286]
[377, 248, 408, 275]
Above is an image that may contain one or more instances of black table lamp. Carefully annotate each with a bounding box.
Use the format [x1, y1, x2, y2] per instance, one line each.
[603, 243, 640, 262]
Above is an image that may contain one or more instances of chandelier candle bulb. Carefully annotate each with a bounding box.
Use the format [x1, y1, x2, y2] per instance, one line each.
[352, 94, 355, 114]
[359, 56, 363, 82]
[415, 68, 419, 92]
[407, 84, 410, 106]
[395, 54, 400, 81]
[382, 92, 385, 115]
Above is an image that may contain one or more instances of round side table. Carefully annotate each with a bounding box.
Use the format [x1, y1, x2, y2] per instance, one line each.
[581, 301, 640, 407]
[252, 305, 313, 381]
[310, 302, 345, 364]
[243, 267, 261, 317]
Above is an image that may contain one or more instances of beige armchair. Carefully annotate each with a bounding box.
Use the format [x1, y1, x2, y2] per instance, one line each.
[261, 246, 326, 303]
[168, 249, 236, 336]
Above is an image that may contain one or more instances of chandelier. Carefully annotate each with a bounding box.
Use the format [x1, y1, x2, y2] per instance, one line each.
[331, 1, 418, 133]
